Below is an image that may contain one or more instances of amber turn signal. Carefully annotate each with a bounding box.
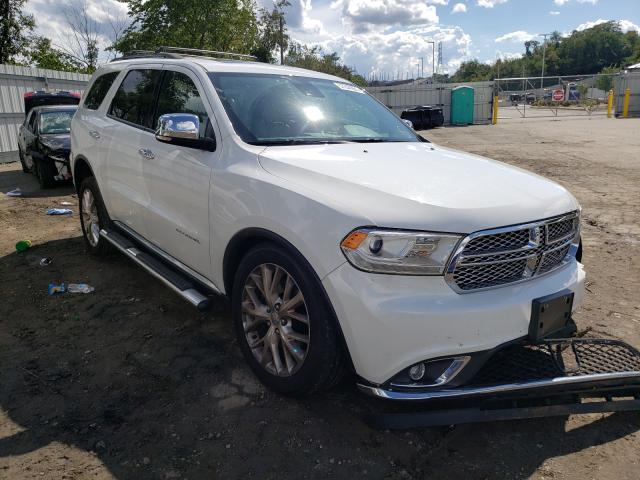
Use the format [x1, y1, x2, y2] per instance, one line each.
[341, 231, 368, 250]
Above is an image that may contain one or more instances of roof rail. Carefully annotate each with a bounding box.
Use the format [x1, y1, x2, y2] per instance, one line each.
[111, 46, 257, 63]
[111, 50, 182, 62]
[156, 46, 257, 61]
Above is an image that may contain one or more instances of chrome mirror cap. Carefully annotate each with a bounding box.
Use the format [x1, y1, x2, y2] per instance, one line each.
[402, 119, 414, 129]
[156, 113, 200, 141]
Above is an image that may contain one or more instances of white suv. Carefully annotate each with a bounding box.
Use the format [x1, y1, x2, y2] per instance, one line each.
[71, 49, 592, 400]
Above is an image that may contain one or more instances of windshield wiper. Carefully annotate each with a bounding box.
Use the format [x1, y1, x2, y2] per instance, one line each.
[250, 139, 355, 146]
[347, 138, 408, 143]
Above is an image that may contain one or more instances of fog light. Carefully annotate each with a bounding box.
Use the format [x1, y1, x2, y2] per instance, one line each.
[408, 362, 426, 381]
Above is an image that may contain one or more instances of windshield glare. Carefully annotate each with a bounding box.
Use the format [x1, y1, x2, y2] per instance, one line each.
[208, 73, 420, 145]
[39, 110, 74, 134]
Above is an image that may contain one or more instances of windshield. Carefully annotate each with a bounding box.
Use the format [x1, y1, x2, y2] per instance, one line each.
[39, 110, 74, 134]
[208, 73, 421, 145]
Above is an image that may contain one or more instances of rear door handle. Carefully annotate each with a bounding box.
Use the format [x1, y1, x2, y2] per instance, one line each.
[138, 148, 155, 160]
[89, 130, 100, 139]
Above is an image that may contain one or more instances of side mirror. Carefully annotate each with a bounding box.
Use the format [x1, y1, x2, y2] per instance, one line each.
[155, 113, 215, 151]
[402, 119, 414, 129]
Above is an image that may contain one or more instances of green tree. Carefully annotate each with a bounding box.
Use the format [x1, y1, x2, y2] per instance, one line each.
[595, 66, 619, 92]
[27, 36, 83, 71]
[450, 60, 492, 82]
[0, 0, 35, 64]
[453, 22, 636, 83]
[285, 43, 366, 86]
[253, 0, 290, 63]
[114, 0, 259, 56]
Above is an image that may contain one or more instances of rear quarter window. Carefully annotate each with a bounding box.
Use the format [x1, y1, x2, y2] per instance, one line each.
[83, 72, 119, 110]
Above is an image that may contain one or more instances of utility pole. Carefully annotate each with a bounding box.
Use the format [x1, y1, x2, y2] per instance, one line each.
[539, 33, 551, 94]
[420, 57, 424, 78]
[279, 15, 284, 65]
[426, 41, 435, 83]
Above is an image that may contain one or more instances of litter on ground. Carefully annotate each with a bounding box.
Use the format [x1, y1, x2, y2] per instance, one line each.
[47, 208, 73, 215]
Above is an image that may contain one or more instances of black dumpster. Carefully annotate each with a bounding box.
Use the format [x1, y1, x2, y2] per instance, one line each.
[400, 106, 444, 129]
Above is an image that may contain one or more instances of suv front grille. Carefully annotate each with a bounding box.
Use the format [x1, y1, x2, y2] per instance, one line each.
[445, 212, 579, 292]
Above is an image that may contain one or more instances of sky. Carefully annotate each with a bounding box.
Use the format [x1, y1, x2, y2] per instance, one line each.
[25, 0, 640, 79]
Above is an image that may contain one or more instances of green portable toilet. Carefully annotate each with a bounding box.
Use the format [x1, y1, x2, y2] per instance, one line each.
[450, 86, 474, 125]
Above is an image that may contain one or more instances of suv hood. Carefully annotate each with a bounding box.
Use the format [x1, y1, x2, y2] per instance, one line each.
[258, 142, 579, 233]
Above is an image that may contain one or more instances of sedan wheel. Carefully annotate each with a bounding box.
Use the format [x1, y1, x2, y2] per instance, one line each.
[241, 263, 310, 376]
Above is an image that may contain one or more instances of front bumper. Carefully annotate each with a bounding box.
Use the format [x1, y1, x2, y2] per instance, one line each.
[357, 338, 640, 428]
[322, 258, 585, 385]
[358, 338, 640, 401]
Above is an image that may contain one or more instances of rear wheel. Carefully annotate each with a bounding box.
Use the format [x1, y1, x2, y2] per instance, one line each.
[79, 177, 112, 256]
[232, 243, 345, 396]
[35, 158, 56, 188]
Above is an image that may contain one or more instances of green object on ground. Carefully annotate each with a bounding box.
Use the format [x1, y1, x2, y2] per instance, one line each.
[15, 240, 32, 252]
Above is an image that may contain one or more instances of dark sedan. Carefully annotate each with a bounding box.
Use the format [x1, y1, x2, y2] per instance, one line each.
[18, 92, 80, 188]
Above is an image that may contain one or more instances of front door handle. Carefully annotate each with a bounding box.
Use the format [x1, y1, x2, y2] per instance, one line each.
[138, 148, 155, 160]
[89, 130, 101, 139]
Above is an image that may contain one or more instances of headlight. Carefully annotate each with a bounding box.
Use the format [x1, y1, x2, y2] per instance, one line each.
[340, 228, 462, 275]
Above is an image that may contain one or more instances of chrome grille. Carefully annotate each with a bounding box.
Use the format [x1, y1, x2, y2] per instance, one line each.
[446, 212, 580, 293]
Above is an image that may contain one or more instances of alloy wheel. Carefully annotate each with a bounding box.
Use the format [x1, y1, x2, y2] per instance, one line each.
[241, 263, 310, 376]
[81, 188, 100, 247]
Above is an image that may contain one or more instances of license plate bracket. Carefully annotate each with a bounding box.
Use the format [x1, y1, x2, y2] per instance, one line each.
[529, 289, 574, 341]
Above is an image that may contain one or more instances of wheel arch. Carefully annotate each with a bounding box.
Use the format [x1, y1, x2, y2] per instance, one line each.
[72, 155, 95, 193]
[222, 227, 355, 372]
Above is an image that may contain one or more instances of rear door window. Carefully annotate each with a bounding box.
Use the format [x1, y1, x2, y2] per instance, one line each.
[84, 71, 119, 110]
[109, 69, 161, 129]
[154, 71, 213, 139]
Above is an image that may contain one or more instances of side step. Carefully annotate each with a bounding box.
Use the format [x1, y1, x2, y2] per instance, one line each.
[100, 228, 211, 311]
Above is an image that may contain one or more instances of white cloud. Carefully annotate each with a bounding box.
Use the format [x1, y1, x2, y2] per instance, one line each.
[618, 19, 640, 33]
[477, 0, 507, 8]
[25, 0, 130, 63]
[452, 3, 467, 13]
[495, 51, 522, 61]
[336, 0, 439, 34]
[549, 11, 560, 16]
[554, 0, 569, 5]
[309, 24, 472, 79]
[576, 0, 598, 4]
[495, 30, 536, 43]
[575, 19, 640, 33]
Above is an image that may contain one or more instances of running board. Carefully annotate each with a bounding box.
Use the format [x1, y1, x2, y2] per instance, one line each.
[99, 228, 211, 311]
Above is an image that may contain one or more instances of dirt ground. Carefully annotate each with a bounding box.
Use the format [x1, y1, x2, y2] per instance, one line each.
[1, 115, 639, 480]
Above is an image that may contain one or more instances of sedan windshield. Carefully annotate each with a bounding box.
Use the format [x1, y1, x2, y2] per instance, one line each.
[208, 73, 420, 145]
[39, 110, 75, 135]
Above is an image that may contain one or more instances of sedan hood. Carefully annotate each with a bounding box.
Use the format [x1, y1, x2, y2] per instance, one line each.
[258, 142, 579, 233]
[40, 134, 70, 154]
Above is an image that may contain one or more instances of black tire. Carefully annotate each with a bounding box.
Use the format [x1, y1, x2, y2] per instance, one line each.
[18, 148, 29, 173]
[78, 176, 112, 256]
[232, 243, 345, 396]
[35, 158, 56, 188]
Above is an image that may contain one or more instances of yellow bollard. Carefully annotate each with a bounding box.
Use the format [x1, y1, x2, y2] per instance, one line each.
[607, 89, 614, 118]
[622, 88, 631, 118]
[492, 95, 499, 125]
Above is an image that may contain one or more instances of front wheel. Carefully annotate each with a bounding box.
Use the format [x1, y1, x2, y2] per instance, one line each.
[18, 148, 29, 173]
[232, 243, 345, 396]
[34, 158, 56, 188]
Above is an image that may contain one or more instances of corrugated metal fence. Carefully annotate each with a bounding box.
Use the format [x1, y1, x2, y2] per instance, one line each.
[0, 64, 90, 161]
[366, 80, 495, 125]
[614, 71, 640, 117]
